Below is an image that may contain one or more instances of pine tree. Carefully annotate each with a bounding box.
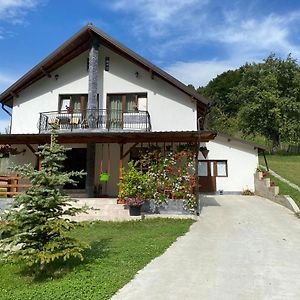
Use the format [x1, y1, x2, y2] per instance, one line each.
[0, 125, 88, 272]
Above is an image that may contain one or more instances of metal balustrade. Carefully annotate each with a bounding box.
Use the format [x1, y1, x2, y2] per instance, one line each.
[39, 109, 151, 133]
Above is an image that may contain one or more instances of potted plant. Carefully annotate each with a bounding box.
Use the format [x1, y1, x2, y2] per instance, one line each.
[0, 145, 13, 158]
[118, 161, 151, 216]
[200, 146, 209, 158]
[0, 144, 25, 158]
[125, 197, 145, 216]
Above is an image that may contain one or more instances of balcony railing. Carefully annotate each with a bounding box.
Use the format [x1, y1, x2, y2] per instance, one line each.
[38, 109, 151, 133]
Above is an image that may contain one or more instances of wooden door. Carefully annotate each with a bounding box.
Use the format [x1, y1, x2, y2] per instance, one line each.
[64, 148, 87, 189]
[198, 161, 216, 193]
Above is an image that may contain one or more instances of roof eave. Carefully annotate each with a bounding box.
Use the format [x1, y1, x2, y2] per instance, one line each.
[0, 24, 209, 108]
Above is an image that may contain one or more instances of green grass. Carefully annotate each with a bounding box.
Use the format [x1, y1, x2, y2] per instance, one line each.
[259, 154, 300, 186]
[0, 219, 194, 300]
[268, 174, 300, 208]
[259, 154, 300, 207]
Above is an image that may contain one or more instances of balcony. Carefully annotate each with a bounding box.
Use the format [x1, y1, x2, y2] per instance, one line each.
[39, 109, 151, 133]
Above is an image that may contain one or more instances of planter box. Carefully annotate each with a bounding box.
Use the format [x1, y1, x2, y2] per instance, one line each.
[142, 199, 192, 215]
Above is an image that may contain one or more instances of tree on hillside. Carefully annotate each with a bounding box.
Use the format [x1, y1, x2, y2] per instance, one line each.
[230, 54, 300, 150]
[198, 69, 242, 133]
[0, 125, 88, 273]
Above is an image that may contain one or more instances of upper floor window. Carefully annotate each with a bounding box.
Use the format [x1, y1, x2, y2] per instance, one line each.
[59, 94, 95, 113]
[107, 93, 147, 112]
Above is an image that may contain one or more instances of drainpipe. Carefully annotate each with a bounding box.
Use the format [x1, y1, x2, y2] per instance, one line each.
[1, 104, 12, 134]
[1, 104, 12, 117]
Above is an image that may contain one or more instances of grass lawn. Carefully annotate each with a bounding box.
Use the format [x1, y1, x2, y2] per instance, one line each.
[0, 218, 194, 300]
[268, 174, 300, 208]
[259, 154, 300, 207]
[259, 154, 300, 186]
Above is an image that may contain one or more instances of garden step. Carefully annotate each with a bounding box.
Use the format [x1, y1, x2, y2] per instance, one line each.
[74, 198, 119, 205]
[66, 190, 89, 198]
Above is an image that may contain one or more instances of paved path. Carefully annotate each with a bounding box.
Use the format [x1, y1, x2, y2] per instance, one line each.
[112, 195, 300, 300]
[260, 165, 300, 192]
[0, 199, 12, 211]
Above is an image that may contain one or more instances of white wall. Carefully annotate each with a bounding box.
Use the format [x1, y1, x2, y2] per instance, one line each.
[11, 45, 197, 134]
[100, 46, 197, 131]
[200, 135, 259, 192]
[11, 52, 89, 134]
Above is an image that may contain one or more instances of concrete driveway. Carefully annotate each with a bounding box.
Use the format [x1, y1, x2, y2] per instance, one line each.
[112, 195, 300, 300]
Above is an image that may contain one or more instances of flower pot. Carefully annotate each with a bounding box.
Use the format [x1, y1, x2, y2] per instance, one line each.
[201, 149, 209, 158]
[129, 205, 142, 216]
[99, 173, 110, 182]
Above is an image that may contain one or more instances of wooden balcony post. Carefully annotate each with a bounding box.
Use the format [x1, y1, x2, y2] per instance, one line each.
[118, 143, 125, 204]
[86, 143, 96, 197]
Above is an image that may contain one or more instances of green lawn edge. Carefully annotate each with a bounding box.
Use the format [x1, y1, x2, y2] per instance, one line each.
[0, 218, 194, 300]
[259, 154, 300, 207]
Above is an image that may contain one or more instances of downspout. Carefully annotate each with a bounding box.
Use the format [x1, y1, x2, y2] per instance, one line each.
[2, 104, 12, 117]
[1, 104, 12, 134]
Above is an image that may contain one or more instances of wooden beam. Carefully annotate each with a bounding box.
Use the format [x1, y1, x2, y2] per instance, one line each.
[40, 66, 52, 78]
[26, 144, 38, 157]
[10, 91, 19, 98]
[0, 184, 31, 188]
[0, 131, 217, 145]
[149, 69, 154, 79]
[118, 144, 125, 204]
[26, 144, 41, 170]
[121, 143, 138, 160]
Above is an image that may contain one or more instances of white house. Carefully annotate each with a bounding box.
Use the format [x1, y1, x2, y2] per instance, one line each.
[0, 24, 262, 198]
[199, 134, 263, 193]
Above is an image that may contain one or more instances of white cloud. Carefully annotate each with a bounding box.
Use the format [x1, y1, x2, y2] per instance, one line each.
[0, 0, 43, 24]
[164, 12, 300, 86]
[208, 13, 300, 58]
[110, 1, 300, 87]
[111, 0, 206, 22]
[110, 0, 209, 37]
[165, 59, 239, 87]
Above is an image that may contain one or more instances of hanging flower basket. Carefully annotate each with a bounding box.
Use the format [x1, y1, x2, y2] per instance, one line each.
[200, 147, 209, 158]
[0, 145, 26, 158]
[99, 172, 110, 182]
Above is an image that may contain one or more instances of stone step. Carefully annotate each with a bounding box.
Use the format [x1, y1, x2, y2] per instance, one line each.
[65, 189, 89, 198]
[73, 198, 119, 205]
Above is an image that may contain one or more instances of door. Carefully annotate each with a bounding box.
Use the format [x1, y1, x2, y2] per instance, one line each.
[198, 161, 216, 193]
[64, 148, 87, 189]
[107, 94, 138, 129]
[108, 95, 123, 129]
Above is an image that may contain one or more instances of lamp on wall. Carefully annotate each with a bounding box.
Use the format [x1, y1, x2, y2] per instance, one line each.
[135, 71, 139, 78]
[105, 57, 110, 71]
[54, 74, 59, 80]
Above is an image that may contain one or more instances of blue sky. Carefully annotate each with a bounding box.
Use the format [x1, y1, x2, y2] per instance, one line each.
[1, 0, 300, 132]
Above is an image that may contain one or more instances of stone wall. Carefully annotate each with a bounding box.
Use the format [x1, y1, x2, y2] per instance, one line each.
[254, 173, 299, 213]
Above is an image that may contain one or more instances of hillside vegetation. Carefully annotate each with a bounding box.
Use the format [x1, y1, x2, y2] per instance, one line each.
[196, 54, 300, 152]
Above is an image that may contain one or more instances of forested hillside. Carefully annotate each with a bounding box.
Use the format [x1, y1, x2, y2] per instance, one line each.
[196, 54, 300, 152]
